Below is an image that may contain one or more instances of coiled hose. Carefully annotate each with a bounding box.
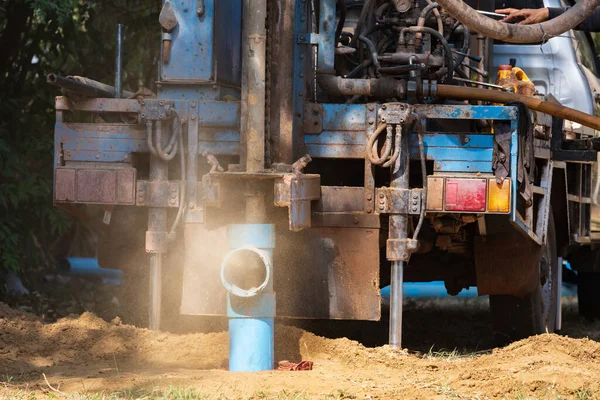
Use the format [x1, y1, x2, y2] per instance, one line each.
[145, 116, 187, 239]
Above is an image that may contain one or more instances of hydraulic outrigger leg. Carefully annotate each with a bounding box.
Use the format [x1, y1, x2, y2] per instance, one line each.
[388, 131, 410, 349]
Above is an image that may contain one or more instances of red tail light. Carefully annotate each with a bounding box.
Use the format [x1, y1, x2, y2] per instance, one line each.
[444, 178, 487, 212]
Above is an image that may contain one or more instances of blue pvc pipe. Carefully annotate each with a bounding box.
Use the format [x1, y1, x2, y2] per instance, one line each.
[229, 318, 274, 371]
[380, 281, 578, 302]
[224, 224, 276, 372]
[57, 257, 123, 284]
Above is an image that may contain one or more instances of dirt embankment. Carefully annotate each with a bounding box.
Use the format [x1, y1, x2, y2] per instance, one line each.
[0, 302, 599, 399]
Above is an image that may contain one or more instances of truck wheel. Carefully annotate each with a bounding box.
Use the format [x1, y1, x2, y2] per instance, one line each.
[578, 271, 600, 320]
[489, 212, 558, 345]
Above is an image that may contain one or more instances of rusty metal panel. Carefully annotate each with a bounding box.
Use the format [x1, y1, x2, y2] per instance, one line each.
[180, 224, 380, 321]
[474, 234, 541, 297]
[117, 169, 136, 204]
[76, 170, 117, 203]
[426, 177, 444, 211]
[375, 187, 422, 215]
[315, 186, 364, 212]
[312, 213, 380, 228]
[275, 174, 321, 231]
[136, 181, 180, 208]
[55, 167, 136, 205]
[55, 168, 76, 202]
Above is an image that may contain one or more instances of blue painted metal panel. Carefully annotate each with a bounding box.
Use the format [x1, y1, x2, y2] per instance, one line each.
[433, 160, 493, 173]
[196, 101, 240, 127]
[161, 0, 215, 81]
[322, 104, 367, 131]
[318, 0, 336, 70]
[305, 131, 366, 145]
[414, 105, 518, 120]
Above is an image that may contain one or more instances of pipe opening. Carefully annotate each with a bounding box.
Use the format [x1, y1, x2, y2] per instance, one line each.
[221, 246, 271, 298]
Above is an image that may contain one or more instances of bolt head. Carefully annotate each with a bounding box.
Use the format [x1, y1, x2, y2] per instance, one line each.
[353, 217, 359, 224]
[379, 193, 385, 199]
[366, 194, 373, 201]
[159, 101, 164, 106]
[366, 207, 373, 213]
[159, 114, 164, 119]
[367, 104, 375, 111]
[368, 119, 374, 125]
[382, 105, 387, 110]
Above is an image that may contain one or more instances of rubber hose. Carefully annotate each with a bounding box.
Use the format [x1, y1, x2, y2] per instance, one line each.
[434, 0, 600, 43]
[436, 84, 600, 130]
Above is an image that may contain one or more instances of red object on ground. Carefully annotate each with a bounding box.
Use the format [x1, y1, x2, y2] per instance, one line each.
[277, 360, 314, 371]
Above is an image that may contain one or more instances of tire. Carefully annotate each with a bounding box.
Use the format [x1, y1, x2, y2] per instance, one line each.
[489, 211, 559, 346]
[578, 271, 600, 320]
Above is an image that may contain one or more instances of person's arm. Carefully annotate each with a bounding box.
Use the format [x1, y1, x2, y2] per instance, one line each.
[495, 6, 600, 32]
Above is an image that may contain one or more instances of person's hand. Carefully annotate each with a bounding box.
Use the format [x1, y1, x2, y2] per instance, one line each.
[495, 8, 550, 24]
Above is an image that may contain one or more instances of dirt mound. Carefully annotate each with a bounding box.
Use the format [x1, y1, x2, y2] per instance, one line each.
[1, 302, 600, 399]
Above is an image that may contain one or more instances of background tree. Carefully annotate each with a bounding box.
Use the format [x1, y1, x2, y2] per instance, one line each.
[0, 0, 160, 283]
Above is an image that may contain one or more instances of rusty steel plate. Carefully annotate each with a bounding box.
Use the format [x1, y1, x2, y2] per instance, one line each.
[180, 223, 380, 321]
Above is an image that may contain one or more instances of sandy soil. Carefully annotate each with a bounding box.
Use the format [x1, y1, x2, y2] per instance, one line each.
[0, 298, 599, 399]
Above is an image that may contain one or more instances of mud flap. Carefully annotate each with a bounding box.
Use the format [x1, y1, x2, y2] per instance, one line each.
[474, 233, 541, 297]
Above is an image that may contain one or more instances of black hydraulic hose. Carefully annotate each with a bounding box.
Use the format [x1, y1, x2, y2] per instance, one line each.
[435, 0, 600, 43]
[358, 35, 381, 76]
[346, 59, 373, 78]
[335, 0, 347, 46]
[407, 26, 453, 81]
[350, 0, 376, 47]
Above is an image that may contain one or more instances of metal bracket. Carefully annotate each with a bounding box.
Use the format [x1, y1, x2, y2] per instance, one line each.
[136, 180, 180, 208]
[378, 103, 413, 125]
[304, 103, 323, 134]
[297, 33, 319, 44]
[387, 238, 419, 262]
[140, 99, 175, 121]
[275, 174, 321, 231]
[376, 188, 422, 215]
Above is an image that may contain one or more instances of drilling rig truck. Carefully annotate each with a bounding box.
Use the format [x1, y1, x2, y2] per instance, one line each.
[49, 0, 600, 371]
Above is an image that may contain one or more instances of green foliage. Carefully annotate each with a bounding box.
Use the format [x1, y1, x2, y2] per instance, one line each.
[0, 0, 159, 279]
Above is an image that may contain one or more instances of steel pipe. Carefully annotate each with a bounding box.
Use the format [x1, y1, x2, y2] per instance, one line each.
[435, 0, 600, 43]
[388, 131, 410, 349]
[317, 74, 406, 98]
[47, 74, 133, 98]
[114, 24, 123, 98]
[244, 0, 267, 172]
